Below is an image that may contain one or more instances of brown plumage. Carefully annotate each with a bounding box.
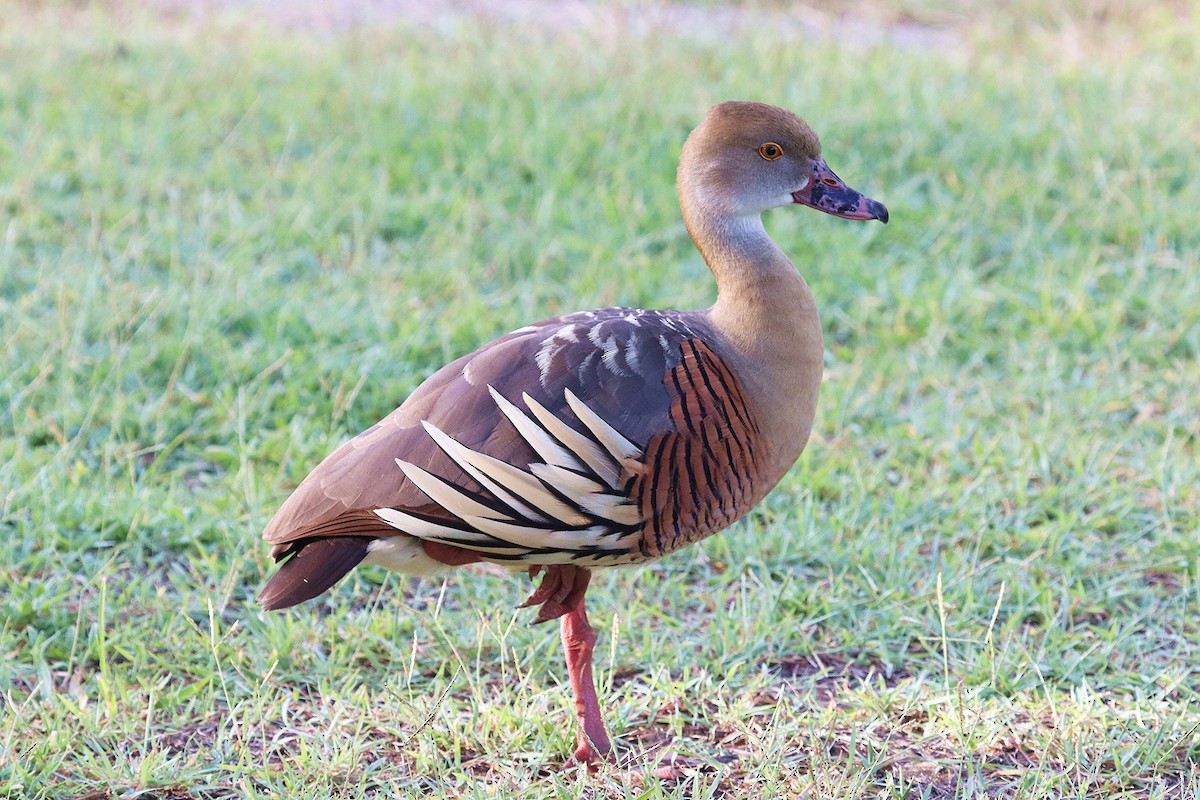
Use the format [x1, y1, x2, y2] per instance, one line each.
[258, 100, 887, 765]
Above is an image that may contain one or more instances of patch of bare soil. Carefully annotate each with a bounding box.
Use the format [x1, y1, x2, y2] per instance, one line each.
[769, 650, 912, 703]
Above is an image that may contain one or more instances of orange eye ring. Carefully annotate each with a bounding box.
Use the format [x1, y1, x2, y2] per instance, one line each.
[758, 142, 783, 160]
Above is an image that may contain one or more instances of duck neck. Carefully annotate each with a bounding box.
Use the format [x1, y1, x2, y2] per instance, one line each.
[690, 214, 810, 339]
[684, 206, 825, 481]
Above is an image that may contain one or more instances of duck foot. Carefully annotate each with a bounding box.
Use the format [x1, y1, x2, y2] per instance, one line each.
[519, 564, 590, 624]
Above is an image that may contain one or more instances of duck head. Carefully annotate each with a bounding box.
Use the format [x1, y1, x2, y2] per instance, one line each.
[678, 100, 887, 224]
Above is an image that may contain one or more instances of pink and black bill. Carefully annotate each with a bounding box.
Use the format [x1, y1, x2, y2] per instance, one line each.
[793, 157, 888, 223]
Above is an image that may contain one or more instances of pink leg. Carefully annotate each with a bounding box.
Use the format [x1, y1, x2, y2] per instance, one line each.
[561, 596, 613, 763]
[421, 550, 618, 765]
[520, 565, 614, 764]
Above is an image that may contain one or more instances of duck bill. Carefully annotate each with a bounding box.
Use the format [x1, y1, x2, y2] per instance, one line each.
[792, 157, 888, 223]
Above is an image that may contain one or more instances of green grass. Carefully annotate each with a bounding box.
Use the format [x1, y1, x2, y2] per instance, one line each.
[2, 2, 1198, 797]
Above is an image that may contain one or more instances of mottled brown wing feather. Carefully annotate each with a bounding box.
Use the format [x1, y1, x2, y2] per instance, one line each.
[260, 307, 774, 611]
[263, 309, 699, 554]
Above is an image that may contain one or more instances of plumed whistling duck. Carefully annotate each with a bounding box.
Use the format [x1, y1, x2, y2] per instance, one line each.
[258, 100, 887, 765]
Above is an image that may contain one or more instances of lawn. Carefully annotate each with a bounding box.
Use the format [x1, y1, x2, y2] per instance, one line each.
[1, 1, 1198, 797]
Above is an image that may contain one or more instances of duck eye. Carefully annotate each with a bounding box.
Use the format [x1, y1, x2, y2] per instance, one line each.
[758, 142, 783, 160]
